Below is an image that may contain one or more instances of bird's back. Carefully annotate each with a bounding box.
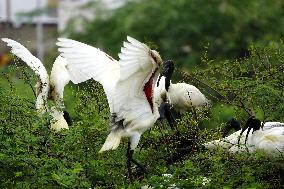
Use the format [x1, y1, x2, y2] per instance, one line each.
[251, 127, 284, 153]
[169, 83, 208, 112]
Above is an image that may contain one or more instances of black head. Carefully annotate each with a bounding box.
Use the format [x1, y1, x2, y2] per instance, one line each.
[243, 116, 261, 133]
[157, 60, 175, 91]
[222, 118, 241, 138]
[63, 111, 72, 126]
[238, 116, 261, 145]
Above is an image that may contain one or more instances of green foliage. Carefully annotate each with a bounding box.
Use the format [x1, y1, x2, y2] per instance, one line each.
[68, 0, 284, 68]
[2, 0, 284, 184]
[0, 42, 284, 188]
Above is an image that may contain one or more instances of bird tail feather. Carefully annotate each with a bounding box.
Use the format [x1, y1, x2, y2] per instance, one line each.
[99, 130, 122, 152]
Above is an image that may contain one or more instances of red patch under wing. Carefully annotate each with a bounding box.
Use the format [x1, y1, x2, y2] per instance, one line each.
[143, 73, 156, 113]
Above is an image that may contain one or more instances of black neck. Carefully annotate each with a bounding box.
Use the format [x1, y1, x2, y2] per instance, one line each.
[162, 60, 175, 91]
[165, 72, 173, 91]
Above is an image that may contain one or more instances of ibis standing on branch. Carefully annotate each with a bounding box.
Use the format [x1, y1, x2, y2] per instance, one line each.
[2, 38, 75, 131]
[56, 36, 163, 179]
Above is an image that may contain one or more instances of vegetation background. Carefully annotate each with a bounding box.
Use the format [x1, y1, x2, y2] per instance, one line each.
[0, 0, 284, 188]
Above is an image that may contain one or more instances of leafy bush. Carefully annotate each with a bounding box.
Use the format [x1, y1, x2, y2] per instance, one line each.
[0, 42, 283, 188]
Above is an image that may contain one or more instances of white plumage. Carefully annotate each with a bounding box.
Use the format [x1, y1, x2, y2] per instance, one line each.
[56, 36, 162, 152]
[204, 121, 284, 155]
[2, 38, 76, 131]
[155, 75, 209, 113]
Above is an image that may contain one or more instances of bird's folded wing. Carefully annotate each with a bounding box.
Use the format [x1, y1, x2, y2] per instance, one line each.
[183, 84, 208, 107]
[204, 130, 243, 149]
[1, 38, 49, 85]
[154, 75, 166, 107]
[263, 122, 284, 130]
[114, 36, 157, 125]
[56, 38, 119, 110]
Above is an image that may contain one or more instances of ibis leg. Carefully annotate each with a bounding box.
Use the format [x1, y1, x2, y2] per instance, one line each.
[126, 141, 133, 181]
[163, 103, 176, 129]
[126, 140, 147, 181]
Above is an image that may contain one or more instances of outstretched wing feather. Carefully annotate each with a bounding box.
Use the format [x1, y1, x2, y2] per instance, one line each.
[56, 38, 119, 111]
[1, 38, 49, 84]
[113, 36, 158, 127]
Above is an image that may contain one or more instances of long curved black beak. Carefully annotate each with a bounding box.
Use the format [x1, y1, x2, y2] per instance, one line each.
[158, 101, 176, 129]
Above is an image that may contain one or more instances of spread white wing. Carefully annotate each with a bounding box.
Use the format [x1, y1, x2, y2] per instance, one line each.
[56, 38, 119, 111]
[118, 36, 151, 80]
[57, 36, 160, 126]
[1, 38, 49, 112]
[2, 38, 49, 86]
[114, 36, 159, 126]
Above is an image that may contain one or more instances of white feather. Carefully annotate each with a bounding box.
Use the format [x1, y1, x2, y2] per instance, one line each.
[50, 109, 69, 131]
[99, 130, 123, 152]
[204, 122, 284, 155]
[2, 38, 86, 131]
[1, 38, 49, 113]
[155, 76, 209, 112]
[50, 56, 71, 101]
[57, 36, 162, 151]
[57, 38, 119, 112]
[1, 38, 48, 83]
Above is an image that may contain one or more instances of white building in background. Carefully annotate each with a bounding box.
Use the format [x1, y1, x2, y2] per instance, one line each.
[58, 0, 125, 32]
[0, 0, 125, 61]
[0, 0, 125, 30]
[0, 0, 58, 61]
[0, 0, 57, 27]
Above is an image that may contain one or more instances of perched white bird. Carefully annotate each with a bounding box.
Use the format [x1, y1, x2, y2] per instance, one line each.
[204, 117, 284, 155]
[56, 36, 162, 177]
[154, 60, 209, 128]
[2, 38, 74, 131]
[155, 60, 209, 114]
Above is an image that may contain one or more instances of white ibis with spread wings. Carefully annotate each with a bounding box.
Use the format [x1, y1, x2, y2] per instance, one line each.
[56, 36, 162, 179]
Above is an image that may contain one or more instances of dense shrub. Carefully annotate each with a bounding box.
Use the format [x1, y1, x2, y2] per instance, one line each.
[0, 42, 283, 188]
